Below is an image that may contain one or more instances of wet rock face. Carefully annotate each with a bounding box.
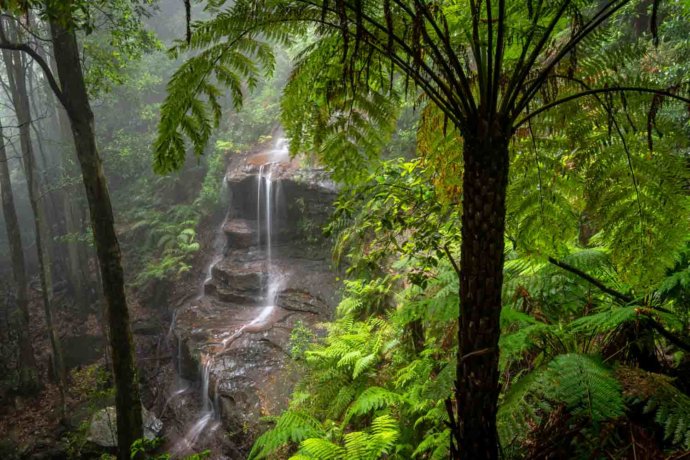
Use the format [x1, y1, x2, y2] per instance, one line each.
[167, 148, 338, 457]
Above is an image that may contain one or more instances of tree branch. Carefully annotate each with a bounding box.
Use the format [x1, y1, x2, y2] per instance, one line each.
[0, 39, 67, 110]
[409, 0, 477, 114]
[547, 257, 690, 350]
[501, 0, 572, 115]
[512, 0, 631, 117]
[648, 319, 690, 353]
[443, 244, 461, 278]
[513, 86, 690, 129]
[547, 256, 633, 304]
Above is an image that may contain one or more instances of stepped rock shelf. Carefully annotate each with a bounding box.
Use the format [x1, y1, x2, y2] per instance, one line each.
[164, 139, 338, 458]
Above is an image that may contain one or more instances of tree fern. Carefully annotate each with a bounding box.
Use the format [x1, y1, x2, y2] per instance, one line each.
[291, 415, 399, 460]
[249, 410, 325, 460]
[498, 353, 624, 448]
[617, 366, 690, 449]
[154, 1, 295, 173]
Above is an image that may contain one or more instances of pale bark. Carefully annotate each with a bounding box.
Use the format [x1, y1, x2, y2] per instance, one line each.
[0, 119, 38, 392]
[0, 21, 66, 402]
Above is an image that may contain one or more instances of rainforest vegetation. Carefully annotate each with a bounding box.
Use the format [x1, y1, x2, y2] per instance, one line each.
[0, 0, 689, 459]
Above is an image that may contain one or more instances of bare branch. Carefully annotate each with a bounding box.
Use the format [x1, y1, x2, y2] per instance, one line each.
[548, 256, 633, 304]
[513, 86, 690, 129]
[443, 244, 461, 278]
[0, 38, 66, 109]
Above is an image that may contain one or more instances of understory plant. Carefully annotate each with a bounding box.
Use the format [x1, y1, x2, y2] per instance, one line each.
[250, 157, 690, 459]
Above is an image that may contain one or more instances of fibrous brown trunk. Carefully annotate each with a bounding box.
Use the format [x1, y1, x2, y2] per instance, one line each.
[50, 14, 143, 459]
[0, 120, 38, 392]
[452, 128, 509, 460]
[1, 22, 66, 401]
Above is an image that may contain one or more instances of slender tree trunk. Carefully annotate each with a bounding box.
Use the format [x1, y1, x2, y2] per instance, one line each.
[0, 24, 66, 404]
[35, 26, 91, 310]
[453, 127, 510, 460]
[59, 131, 92, 311]
[0, 120, 38, 392]
[50, 15, 143, 459]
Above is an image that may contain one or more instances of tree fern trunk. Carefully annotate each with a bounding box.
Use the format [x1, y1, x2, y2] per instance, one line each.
[50, 14, 143, 459]
[454, 129, 509, 459]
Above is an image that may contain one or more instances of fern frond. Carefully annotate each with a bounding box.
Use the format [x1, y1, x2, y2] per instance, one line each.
[248, 410, 325, 460]
[617, 366, 690, 449]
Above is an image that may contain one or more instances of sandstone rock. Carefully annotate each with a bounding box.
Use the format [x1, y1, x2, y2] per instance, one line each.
[164, 145, 339, 456]
[223, 219, 255, 248]
[278, 288, 328, 314]
[88, 406, 163, 447]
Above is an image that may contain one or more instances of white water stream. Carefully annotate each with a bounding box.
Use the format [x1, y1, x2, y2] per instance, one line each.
[170, 136, 290, 456]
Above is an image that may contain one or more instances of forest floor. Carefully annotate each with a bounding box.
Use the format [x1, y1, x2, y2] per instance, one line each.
[0, 212, 224, 459]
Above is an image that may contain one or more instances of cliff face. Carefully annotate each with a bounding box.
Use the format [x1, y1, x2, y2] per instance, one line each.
[165, 142, 338, 457]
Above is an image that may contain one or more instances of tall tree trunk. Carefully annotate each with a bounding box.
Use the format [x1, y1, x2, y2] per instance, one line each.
[0, 24, 66, 403]
[58, 113, 92, 312]
[0, 120, 38, 392]
[453, 128, 510, 460]
[31, 25, 92, 310]
[50, 15, 143, 459]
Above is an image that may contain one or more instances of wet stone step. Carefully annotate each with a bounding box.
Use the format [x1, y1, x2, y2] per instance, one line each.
[211, 260, 267, 291]
[204, 283, 262, 305]
[223, 219, 255, 248]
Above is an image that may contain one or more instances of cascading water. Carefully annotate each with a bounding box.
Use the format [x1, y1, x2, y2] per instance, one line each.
[256, 135, 289, 308]
[167, 177, 233, 456]
[170, 136, 290, 457]
[265, 167, 273, 270]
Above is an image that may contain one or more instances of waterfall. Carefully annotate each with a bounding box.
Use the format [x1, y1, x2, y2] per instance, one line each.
[256, 158, 283, 307]
[200, 356, 211, 414]
[257, 164, 264, 251]
[265, 167, 273, 272]
[170, 136, 291, 457]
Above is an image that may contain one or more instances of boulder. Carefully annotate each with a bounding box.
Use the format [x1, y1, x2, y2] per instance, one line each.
[88, 406, 163, 447]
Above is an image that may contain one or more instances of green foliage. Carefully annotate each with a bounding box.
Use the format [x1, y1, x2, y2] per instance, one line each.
[130, 437, 211, 459]
[289, 321, 316, 360]
[141, 1, 690, 458]
[154, 1, 294, 173]
[80, 0, 162, 96]
[618, 367, 690, 449]
[291, 415, 399, 460]
[281, 34, 399, 183]
[128, 205, 202, 286]
[250, 410, 325, 459]
[326, 158, 459, 283]
[498, 354, 625, 452]
[64, 364, 115, 459]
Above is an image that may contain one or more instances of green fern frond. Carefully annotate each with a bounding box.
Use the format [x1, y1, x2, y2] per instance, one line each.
[345, 386, 403, 423]
[617, 366, 690, 449]
[248, 410, 325, 460]
[498, 353, 624, 447]
[546, 354, 624, 422]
